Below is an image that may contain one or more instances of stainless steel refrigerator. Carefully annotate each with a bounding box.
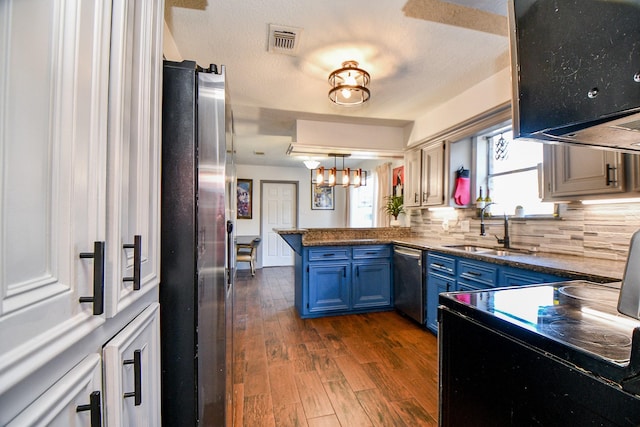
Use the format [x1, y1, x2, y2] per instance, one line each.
[160, 60, 235, 426]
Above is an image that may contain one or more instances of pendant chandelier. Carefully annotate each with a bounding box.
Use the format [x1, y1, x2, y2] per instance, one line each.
[328, 60, 370, 106]
[313, 154, 367, 188]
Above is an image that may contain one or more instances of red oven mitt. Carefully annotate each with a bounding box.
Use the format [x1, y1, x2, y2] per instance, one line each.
[453, 167, 470, 205]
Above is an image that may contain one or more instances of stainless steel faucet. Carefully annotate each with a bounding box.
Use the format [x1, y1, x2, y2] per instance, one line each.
[479, 203, 510, 249]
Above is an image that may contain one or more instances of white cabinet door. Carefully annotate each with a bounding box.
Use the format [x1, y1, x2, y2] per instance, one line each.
[543, 144, 625, 199]
[7, 354, 103, 427]
[103, 303, 161, 426]
[421, 142, 446, 206]
[105, 0, 163, 317]
[404, 149, 422, 207]
[0, 0, 110, 393]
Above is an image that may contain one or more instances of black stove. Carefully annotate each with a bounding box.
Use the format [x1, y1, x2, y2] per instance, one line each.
[441, 280, 640, 390]
[438, 280, 640, 426]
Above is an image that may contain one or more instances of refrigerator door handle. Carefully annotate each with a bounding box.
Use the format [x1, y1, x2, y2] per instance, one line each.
[227, 220, 234, 285]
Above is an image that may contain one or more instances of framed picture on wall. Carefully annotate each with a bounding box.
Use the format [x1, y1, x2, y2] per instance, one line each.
[393, 165, 404, 197]
[311, 185, 334, 210]
[237, 179, 253, 219]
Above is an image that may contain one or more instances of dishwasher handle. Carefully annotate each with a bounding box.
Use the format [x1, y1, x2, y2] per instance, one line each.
[393, 246, 422, 264]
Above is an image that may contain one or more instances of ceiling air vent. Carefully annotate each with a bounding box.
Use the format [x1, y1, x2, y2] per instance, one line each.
[268, 24, 302, 56]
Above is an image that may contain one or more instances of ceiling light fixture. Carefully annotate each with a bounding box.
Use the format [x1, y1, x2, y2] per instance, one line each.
[303, 160, 320, 169]
[328, 60, 370, 106]
[312, 154, 367, 188]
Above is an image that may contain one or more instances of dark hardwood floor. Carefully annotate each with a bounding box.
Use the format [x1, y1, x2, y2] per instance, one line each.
[233, 266, 439, 426]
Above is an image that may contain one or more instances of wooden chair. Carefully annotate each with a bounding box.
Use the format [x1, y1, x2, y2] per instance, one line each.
[236, 238, 260, 276]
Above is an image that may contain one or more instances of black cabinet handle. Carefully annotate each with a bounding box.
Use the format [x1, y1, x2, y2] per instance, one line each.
[322, 253, 335, 257]
[123, 235, 142, 290]
[76, 390, 102, 427]
[606, 163, 617, 186]
[123, 349, 142, 406]
[79, 241, 105, 315]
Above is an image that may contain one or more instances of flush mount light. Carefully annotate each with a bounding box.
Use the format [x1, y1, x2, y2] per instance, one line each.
[328, 60, 370, 106]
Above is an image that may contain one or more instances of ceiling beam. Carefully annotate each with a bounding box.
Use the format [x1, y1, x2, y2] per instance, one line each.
[403, 0, 508, 37]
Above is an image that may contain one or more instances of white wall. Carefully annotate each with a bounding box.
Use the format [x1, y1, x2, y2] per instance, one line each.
[234, 164, 347, 237]
[407, 67, 512, 146]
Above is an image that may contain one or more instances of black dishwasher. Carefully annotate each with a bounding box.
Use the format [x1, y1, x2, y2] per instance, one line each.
[393, 245, 425, 324]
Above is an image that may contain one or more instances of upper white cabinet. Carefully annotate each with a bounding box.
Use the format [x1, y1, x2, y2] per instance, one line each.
[106, 0, 163, 317]
[0, 0, 111, 393]
[103, 303, 161, 426]
[543, 144, 625, 200]
[421, 141, 446, 206]
[404, 149, 422, 207]
[404, 142, 446, 207]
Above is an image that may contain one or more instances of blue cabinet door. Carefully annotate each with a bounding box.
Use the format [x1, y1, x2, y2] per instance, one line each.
[352, 260, 392, 309]
[427, 272, 454, 333]
[308, 263, 350, 313]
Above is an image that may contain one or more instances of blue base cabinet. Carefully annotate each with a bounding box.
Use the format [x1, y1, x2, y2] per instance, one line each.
[352, 260, 392, 309]
[296, 245, 393, 318]
[308, 263, 350, 313]
[426, 251, 568, 334]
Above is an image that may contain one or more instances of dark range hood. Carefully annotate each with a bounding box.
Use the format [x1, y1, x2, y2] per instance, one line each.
[508, 0, 640, 151]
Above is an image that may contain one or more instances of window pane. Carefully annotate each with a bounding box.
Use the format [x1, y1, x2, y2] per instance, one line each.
[349, 178, 374, 227]
[490, 133, 543, 173]
[489, 169, 554, 216]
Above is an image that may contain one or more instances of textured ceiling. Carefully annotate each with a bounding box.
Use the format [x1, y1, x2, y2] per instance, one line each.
[164, 0, 509, 167]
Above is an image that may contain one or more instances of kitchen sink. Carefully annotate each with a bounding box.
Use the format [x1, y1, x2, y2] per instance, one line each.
[444, 245, 533, 257]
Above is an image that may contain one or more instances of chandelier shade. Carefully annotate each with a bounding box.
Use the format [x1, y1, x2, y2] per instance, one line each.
[328, 60, 370, 106]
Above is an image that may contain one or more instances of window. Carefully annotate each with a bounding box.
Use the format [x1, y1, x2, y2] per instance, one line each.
[349, 173, 375, 227]
[485, 129, 555, 217]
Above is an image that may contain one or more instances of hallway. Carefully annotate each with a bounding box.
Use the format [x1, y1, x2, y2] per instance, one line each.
[233, 267, 439, 426]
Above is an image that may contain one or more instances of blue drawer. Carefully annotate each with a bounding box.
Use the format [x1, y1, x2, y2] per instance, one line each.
[458, 260, 497, 286]
[427, 253, 456, 277]
[353, 245, 391, 259]
[308, 247, 350, 261]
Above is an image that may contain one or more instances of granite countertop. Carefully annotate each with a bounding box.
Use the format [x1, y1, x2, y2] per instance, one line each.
[391, 237, 625, 284]
[274, 229, 627, 283]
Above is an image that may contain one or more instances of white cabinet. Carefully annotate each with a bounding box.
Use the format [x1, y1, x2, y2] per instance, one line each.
[0, 0, 111, 393]
[106, 0, 163, 317]
[104, 303, 161, 426]
[421, 142, 446, 206]
[404, 149, 422, 207]
[404, 141, 448, 207]
[543, 144, 625, 199]
[6, 354, 103, 427]
[0, 0, 164, 423]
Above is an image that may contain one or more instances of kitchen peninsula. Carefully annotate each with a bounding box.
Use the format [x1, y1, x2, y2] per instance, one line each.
[277, 228, 626, 321]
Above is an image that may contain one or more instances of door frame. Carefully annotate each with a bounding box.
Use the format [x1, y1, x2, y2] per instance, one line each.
[259, 180, 299, 266]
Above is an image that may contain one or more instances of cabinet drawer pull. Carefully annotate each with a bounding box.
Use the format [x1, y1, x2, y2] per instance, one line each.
[123, 349, 142, 406]
[79, 241, 105, 315]
[463, 271, 482, 277]
[123, 235, 142, 290]
[431, 263, 453, 274]
[322, 253, 335, 257]
[76, 390, 102, 427]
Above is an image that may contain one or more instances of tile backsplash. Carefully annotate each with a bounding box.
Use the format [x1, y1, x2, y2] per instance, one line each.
[408, 202, 640, 261]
